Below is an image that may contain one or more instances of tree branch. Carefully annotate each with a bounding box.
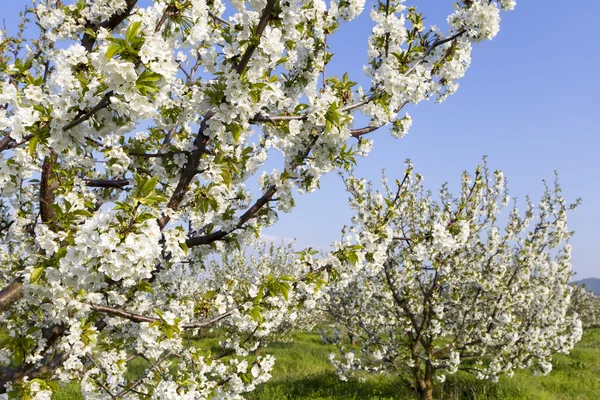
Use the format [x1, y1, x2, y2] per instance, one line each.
[235, 0, 277, 75]
[0, 279, 23, 312]
[350, 125, 381, 138]
[209, 12, 231, 27]
[115, 352, 173, 398]
[159, 0, 279, 230]
[0, 134, 34, 153]
[187, 135, 318, 247]
[158, 111, 214, 229]
[90, 304, 235, 329]
[252, 30, 466, 125]
[129, 150, 189, 158]
[39, 151, 58, 223]
[90, 304, 156, 323]
[62, 92, 112, 132]
[84, 178, 130, 189]
[81, 0, 139, 52]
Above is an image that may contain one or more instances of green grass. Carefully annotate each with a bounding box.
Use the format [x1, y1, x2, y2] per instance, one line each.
[53, 329, 600, 399]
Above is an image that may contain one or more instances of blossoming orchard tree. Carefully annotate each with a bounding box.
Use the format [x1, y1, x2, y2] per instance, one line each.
[0, 0, 516, 397]
[570, 286, 600, 329]
[325, 162, 582, 400]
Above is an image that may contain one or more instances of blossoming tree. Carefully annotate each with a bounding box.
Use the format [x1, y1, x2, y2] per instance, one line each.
[0, 0, 515, 397]
[570, 286, 600, 329]
[325, 162, 581, 400]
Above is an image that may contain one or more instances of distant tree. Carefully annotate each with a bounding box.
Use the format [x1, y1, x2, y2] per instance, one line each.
[0, 0, 515, 397]
[325, 162, 581, 400]
[570, 286, 600, 329]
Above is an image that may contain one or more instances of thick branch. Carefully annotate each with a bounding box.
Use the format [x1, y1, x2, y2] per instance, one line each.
[186, 137, 316, 248]
[5, 352, 70, 387]
[39, 152, 58, 223]
[0, 279, 23, 312]
[186, 185, 277, 247]
[158, 111, 214, 229]
[0, 324, 69, 392]
[84, 178, 130, 189]
[81, 0, 139, 52]
[250, 113, 306, 123]
[235, 0, 277, 75]
[0, 134, 11, 152]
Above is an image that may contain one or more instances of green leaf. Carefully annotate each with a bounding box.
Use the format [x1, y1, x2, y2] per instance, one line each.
[13, 347, 25, 365]
[26, 326, 40, 335]
[28, 136, 39, 157]
[179, 242, 189, 255]
[137, 70, 162, 84]
[30, 266, 45, 284]
[56, 247, 67, 259]
[135, 211, 156, 222]
[293, 103, 309, 114]
[165, 325, 175, 339]
[221, 167, 232, 188]
[83, 27, 97, 39]
[279, 282, 290, 300]
[72, 209, 93, 218]
[139, 194, 167, 206]
[126, 21, 143, 44]
[114, 201, 132, 212]
[199, 198, 209, 214]
[249, 305, 263, 324]
[230, 124, 242, 143]
[136, 70, 162, 96]
[138, 281, 154, 293]
[44, 380, 60, 392]
[140, 176, 159, 197]
[105, 43, 122, 60]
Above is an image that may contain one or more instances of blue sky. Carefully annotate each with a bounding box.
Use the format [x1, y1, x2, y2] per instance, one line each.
[3, 1, 599, 279]
[267, 0, 600, 280]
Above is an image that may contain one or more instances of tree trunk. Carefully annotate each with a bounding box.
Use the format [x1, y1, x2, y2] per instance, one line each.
[348, 332, 356, 346]
[414, 360, 434, 400]
[418, 379, 433, 400]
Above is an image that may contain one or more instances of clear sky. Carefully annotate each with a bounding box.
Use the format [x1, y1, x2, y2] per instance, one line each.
[266, 0, 600, 280]
[3, 1, 599, 279]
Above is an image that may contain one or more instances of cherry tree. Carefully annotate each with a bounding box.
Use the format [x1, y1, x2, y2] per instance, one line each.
[324, 162, 581, 400]
[0, 0, 515, 397]
[570, 286, 600, 329]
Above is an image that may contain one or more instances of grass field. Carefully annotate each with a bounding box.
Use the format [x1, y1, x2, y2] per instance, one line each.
[53, 328, 600, 399]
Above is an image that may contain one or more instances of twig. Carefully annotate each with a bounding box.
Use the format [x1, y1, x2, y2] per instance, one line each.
[129, 150, 188, 158]
[63, 92, 112, 132]
[209, 12, 230, 27]
[90, 304, 235, 329]
[115, 352, 173, 398]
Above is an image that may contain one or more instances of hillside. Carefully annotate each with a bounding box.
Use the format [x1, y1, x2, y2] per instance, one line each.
[574, 277, 600, 295]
